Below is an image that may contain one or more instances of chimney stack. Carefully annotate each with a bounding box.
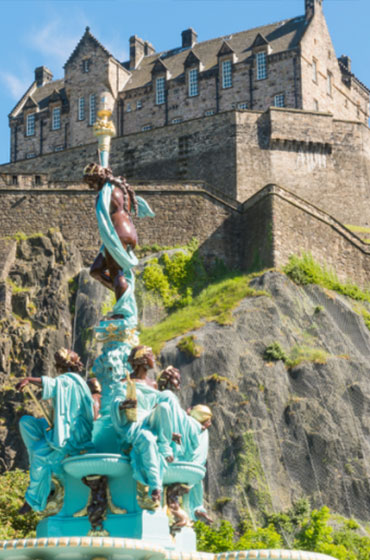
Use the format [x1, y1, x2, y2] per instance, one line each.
[34, 66, 53, 87]
[181, 28, 198, 49]
[144, 41, 156, 56]
[339, 55, 351, 73]
[129, 35, 145, 70]
[305, 0, 323, 20]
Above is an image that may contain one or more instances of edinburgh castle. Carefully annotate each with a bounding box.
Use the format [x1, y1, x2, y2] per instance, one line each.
[1, 0, 370, 285]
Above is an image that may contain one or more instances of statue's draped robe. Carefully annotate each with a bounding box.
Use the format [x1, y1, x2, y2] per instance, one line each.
[20, 373, 94, 511]
[96, 182, 154, 322]
[111, 382, 209, 516]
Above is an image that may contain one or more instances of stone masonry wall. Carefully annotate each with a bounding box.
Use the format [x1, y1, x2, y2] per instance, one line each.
[0, 184, 241, 269]
[2, 108, 370, 227]
[269, 184, 370, 286]
[300, 6, 369, 123]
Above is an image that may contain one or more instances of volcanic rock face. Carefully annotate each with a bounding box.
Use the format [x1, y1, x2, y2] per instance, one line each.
[2, 234, 370, 525]
[158, 271, 370, 525]
[0, 230, 81, 470]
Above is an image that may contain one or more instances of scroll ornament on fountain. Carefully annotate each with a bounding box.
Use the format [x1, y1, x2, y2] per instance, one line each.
[2, 94, 338, 560]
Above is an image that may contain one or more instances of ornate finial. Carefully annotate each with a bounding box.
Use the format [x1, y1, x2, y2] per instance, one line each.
[93, 95, 116, 167]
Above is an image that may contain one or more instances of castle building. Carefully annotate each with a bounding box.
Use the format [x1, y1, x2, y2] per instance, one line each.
[1, 0, 370, 288]
[7, 0, 369, 163]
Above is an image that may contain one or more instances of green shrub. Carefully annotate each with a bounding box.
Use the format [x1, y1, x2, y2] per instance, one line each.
[0, 469, 41, 539]
[263, 342, 287, 362]
[177, 335, 203, 358]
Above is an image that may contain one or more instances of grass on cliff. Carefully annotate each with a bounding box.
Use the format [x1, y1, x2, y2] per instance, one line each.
[284, 253, 370, 304]
[140, 273, 269, 354]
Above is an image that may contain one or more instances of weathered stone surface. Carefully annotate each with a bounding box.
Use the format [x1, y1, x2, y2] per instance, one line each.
[158, 271, 370, 524]
[0, 230, 81, 470]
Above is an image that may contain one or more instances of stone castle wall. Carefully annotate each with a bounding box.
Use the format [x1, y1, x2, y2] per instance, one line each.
[0, 183, 241, 268]
[1, 179, 369, 286]
[2, 108, 370, 227]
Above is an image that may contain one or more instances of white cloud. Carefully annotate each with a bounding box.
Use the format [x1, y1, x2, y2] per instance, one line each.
[1, 72, 29, 100]
[27, 20, 81, 64]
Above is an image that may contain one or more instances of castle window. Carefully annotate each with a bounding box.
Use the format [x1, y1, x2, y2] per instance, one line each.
[178, 135, 190, 156]
[126, 103, 131, 112]
[89, 94, 96, 125]
[12, 175, 18, 186]
[142, 124, 152, 131]
[274, 93, 285, 108]
[314, 99, 319, 111]
[52, 107, 61, 130]
[188, 68, 199, 97]
[238, 102, 248, 109]
[204, 109, 215, 116]
[78, 97, 85, 120]
[312, 59, 317, 83]
[82, 59, 90, 73]
[222, 60, 232, 89]
[136, 100, 142, 110]
[35, 175, 41, 186]
[26, 114, 35, 136]
[26, 152, 36, 159]
[256, 52, 267, 80]
[172, 117, 183, 124]
[327, 72, 332, 96]
[54, 145, 63, 152]
[156, 77, 166, 105]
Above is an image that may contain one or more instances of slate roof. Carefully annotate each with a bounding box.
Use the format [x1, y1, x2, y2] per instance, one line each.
[123, 16, 308, 91]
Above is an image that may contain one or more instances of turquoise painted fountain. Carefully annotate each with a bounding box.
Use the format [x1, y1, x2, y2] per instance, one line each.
[0, 96, 337, 560]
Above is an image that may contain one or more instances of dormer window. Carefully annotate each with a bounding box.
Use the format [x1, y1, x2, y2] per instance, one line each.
[89, 94, 96, 125]
[188, 68, 199, 97]
[82, 59, 90, 73]
[52, 107, 61, 130]
[156, 77, 166, 105]
[78, 97, 85, 120]
[26, 114, 35, 136]
[256, 52, 267, 80]
[222, 60, 232, 89]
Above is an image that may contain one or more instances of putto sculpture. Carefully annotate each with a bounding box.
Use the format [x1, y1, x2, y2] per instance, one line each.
[5, 95, 338, 560]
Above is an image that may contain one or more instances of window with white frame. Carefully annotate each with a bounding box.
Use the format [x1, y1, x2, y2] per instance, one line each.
[142, 124, 152, 131]
[222, 60, 232, 89]
[188, 68, 199, 97]
[78, 97, 85, 120]
[312, 59, 317, 82]
[256, 52, 267, 80]
[204, 109, 215, 116]
[82, 59, 90, 73]
[156, 77, 166, 105]
[52, 107, 61, 130]
[126, 103, 131, 112]
[136, 100, 142, 110]
[172, 117, 183, 124]
[274, 93, 285, 107]
[238, 102, 248, 109]
[327, 72, 332, 96]
[26, 114, 35, 136]
[89, 94, 96, 125]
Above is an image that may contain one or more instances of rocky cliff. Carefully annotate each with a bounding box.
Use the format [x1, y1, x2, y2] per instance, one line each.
[2, 233, 370, 527]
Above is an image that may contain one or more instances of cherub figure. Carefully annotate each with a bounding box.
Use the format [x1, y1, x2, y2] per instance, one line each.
[83, 164, 154, 320]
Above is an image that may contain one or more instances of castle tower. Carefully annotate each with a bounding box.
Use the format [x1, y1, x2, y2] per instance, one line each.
[305, 0, 323, 19]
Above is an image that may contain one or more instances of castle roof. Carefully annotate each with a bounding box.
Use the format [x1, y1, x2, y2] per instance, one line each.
[9, 78, 65, 118]
[123, 15, 308, 91]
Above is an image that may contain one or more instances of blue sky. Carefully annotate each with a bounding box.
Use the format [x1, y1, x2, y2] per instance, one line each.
[0, 0, 369, 164]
